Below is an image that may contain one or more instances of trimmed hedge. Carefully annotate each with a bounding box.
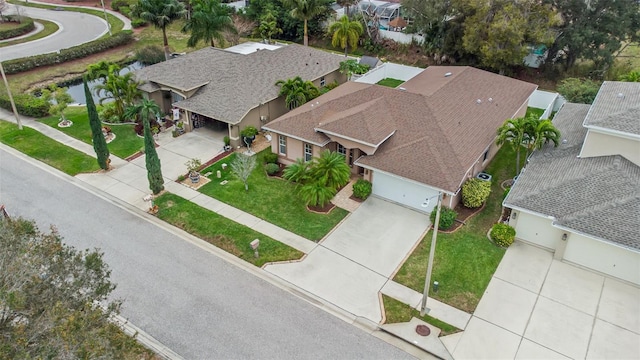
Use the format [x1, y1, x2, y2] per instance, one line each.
[0, 17, 35, 40]
[430, 206, 458, 230]
[462, 177, 491, 208]
[490, 223, 516, 247]
[0, 92, 49, 118]
[3, 31, 134, 74]
[265, 163, 280, 175]
[352, 179, 372, 200]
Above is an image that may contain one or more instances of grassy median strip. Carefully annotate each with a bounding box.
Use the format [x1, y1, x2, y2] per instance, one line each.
[382, 295, 460, 336]
[155, 193, 304, 267]
[0, 19, 59, 48]
[0, 120, 100, 175]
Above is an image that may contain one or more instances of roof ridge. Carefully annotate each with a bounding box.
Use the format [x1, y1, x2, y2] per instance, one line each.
[560, 194, 640, 224]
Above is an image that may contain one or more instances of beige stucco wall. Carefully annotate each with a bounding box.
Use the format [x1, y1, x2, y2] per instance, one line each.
[563, 233, 640, 286]
[271, 136, 320, 164]
[580, 130, 640, 166]
[509, 210, 564, 250]
[325, 134, 378, 155]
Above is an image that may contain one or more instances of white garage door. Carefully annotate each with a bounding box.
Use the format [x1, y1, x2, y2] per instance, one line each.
[372, 171, 440, 213]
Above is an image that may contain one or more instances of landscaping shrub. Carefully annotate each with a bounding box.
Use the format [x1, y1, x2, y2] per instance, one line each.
[430, 206, 457, 230]
[263, 151, 278, 164]
[0, 17, 35, 40]
[135, 45, 164, 65]
[352, 179, 372, 200]
[131, 18, 147, 28]
[490, 223, 516, 247]
[0, 92, 49, 117]
[110, 0, 129, 11]
[325, 81, 339, 90]
[502, 187, 511, 200]
[462, 178, 491, 208]
[265, 163, 280, 175]
[557, 78, 601, 104]
[3, 31, 134, 74]
[118, 5, 132, 18]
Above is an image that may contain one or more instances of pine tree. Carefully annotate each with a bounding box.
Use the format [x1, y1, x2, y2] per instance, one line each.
[143, 108, 164, 194]
[84, 77, 110, 170]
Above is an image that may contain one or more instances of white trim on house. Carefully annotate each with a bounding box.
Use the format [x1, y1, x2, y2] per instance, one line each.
[553, 223, 640, 254]
[356, 163, 455, 196]
[262, 126, 330, 147]
[315, 128, 396, 149]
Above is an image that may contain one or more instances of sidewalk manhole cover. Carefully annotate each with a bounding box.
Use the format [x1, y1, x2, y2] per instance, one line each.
[415, 325, 431, 336]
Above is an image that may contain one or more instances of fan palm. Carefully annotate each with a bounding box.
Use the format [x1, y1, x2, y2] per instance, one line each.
[136, 0, 186, 60]
[181, 0, 236, 47]
[329, 15, 363, 56]
[281, 0, 328, 46]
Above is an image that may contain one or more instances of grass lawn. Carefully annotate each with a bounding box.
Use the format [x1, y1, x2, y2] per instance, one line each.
[393, 145, 519, 312]
[155, 193, 304, 266]
[376, 78, 405, 88]
[0, 20, 58, 48]
[382, 295, 460, 336]
[526, 107, 545, 119]
[198, 151, 348, 241]
[0, 120, 100, 175]
[40, 106, 143, 159]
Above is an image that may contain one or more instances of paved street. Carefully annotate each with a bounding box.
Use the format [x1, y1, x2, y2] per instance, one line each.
[0, 147, 416, 359]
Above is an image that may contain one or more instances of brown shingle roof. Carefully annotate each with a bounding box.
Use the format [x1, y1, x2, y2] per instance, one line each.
[134, 44, 344, 123]
[265, 66, 537, 193]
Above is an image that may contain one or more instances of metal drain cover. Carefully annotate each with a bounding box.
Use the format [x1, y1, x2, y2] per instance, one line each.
[415, 324, 431, 336]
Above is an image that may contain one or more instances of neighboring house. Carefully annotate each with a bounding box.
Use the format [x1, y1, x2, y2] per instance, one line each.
[134, 42, 346, 146]
[263, 66, 537, 213]
[504, 81, 640, 286]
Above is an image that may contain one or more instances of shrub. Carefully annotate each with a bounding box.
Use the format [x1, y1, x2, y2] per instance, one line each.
[223, 136, 230, 146]
[110, 0, 129, 11]
[502, 187, 511, 200]
[462, 178, 491, 208]
[0, 92, 49, 117]
[135, 45, 164, 65]
[325, 81, 339, 90]
[490, 223, 516, 247]
[265, 163, 280, 175]
[3, 31, 133, 74]
[352, 179, 372, 200]
[131, 18, 147, 28]
[263, 151, 278, 164]
[557, 78, 601, 104]
[118, 5, 131, 18]
[0, 17, 35, 40]
[98, 103, 121, 123]
[240, 126, 258, 138]
[430, 206, 457, 230]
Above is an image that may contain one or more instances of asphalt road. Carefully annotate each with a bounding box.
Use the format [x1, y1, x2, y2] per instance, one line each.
[0, 147, 414, 359]
[0, 3, 108, 62]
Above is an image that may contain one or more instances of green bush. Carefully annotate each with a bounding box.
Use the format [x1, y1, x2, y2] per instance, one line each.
[98, 103, 121, 123]
[263, 151, 278, 164]
[430, 206, 458, 230]
[490, 223, 516, 247]
[110, 0, 129, 11]
[118, 5, 132, 18]
[3, 31, 134, 74]
[0, 17, 35, 40]
[265, 163, 280, 175]
[240, 126, 258, 138]
[502, 187, 511, 200]
[131, 18, 147, 28]
[557, 78, 601, 104]
[461, 178, 491, 208]
[0, 92, 49, 117]
[352, 179, 372, 200]
[135, 45, 164, 65]
[325, 81, 339, 90]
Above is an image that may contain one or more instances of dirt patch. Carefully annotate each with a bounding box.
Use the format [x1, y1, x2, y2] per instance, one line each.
[207, 235, 243, 257]
[445, 292, 478, 313]
[348, 195, 365, 203]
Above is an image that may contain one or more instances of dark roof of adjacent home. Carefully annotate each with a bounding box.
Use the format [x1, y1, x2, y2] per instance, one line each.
[359, 56, 381, 69]
[265, 66, 537, 193]
[583, 81, 640, 136]
[504, 103, 640, 251]
[134, 44, 344, 124]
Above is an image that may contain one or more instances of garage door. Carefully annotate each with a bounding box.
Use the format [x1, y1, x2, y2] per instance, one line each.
[372, 171, 440, 213]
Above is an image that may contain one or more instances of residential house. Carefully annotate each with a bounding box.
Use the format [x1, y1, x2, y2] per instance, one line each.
[504, 82, 640, 286]
[134, 42, 346, 146]
[263, 66, 538, 213]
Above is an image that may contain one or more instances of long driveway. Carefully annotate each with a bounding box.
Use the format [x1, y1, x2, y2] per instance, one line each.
[0, 146, 416, 359]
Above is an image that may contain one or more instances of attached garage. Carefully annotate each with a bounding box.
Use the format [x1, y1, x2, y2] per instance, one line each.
[372, 171, 440, 213]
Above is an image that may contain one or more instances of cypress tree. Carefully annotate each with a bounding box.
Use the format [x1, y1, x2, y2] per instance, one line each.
[143, 113, 164, 194]
[84, 77, 110, 170]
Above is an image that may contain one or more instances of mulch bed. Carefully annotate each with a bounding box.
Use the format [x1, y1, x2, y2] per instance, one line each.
[349, 195, 365, 203]
[438, 203, 485, 233]
[307, 203, 336, 214]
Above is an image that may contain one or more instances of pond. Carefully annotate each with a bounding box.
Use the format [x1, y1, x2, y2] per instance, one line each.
[61, 61, 145, 105]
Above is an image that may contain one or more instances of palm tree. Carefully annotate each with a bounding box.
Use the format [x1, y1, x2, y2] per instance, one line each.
[275, 76, 319, 110]
[283, 158, 311, 183]
[310, 150, 350, 190]
[136, 0, 186, 60]
[336, 0, 358, 18]
[94, 72, 142, 121]
[298, 180, 336, 207]
[329, 15, 363, 57]
[181, 0, 236, 48]
[496, 116, 530, 175]
[526, 118, 561, 156]
[281, 0, 328, 46]
[124, 98, 161, 125]
[258, 9, 282, 43]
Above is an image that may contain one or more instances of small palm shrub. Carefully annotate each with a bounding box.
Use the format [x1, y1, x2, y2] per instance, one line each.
[430, 206, 458, 230]
[352, 179, 372, 200]
[283, 158, 310, 183]
[263, 151, 278, 164]
[462, 178, 491, 208]
[490, 223, 516, 247]
[298, 181, 337, 207]
[265, 163, 280, 175]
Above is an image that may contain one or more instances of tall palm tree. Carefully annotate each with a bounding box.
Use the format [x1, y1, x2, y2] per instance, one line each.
[136, 0, 186, 60]
[496, 116, 530, 175]
[281, 0, 328, 46]
[275, 76, 319, 110]
[526, 118, 561, 156]
[124, 98, 161, 124]
[94, 72, 141, 121]
[310, 150, 350, 190]
[336, 0, 358, 18]
[329, 15, 364, 57]
[181, 0, 236, 48]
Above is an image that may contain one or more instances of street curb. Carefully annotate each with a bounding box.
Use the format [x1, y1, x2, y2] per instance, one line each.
[112, 314, 185, 360]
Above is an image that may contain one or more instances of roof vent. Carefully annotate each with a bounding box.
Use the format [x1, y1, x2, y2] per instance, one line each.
[476, 99, 482, 104]
[488, 97, 493, 102]
[444, 72, 452, 77]
[617, 92, 625, 98]
[398, 87, 406, 91]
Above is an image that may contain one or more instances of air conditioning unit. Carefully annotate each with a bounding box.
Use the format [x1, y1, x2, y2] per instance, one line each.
[476, 172, 492, 182]
[260, 115, 268, 122]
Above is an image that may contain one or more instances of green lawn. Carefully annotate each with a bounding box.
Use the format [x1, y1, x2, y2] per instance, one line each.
[376, 78, 405, 88]
[0, 120, 100, 175]
[0, 19, 59, 48]
[155, 193, 304, 266]
[393, 145, 518, 312]
[198, 151, 348, 241]
[382, 295, 460, 336]
[526, 107, 545, 119]
[40, 106, 143, 159]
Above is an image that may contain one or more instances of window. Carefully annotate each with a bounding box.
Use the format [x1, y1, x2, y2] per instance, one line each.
[483, 150, 489, 162]
[337, 144, 347, 156]
[304, 143, 313, 162]
[278, 135, 287, 155]
[320, 76, 326, 87]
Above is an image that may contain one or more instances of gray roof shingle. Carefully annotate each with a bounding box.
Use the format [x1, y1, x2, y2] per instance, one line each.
[583, 81, 640, 136]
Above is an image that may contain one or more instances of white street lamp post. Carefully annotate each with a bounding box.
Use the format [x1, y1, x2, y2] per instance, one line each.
[100, 0, 112, 36]
[0, 61, 22, 130]
[420, 192, 442, 316]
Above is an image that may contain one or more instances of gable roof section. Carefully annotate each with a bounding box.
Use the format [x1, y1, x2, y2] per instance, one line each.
[583, 81, 640, 137]
[266, 66, 537, 193]
[504, 103, 640, 251]
[134, 44, 344, 123]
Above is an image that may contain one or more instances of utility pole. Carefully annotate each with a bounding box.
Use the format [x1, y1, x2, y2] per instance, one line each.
[0, 61, 22, 130]
[100, 0, 112, 36]
[420, 192, 442, 316]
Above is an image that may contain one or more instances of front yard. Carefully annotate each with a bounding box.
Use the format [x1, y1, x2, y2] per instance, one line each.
[198, 150, 348, 241]
[393, 145, 518, 313]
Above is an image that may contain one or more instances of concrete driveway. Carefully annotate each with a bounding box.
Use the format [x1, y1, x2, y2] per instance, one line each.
[446, 241, 640, 359]
[266, 197, 431, 323]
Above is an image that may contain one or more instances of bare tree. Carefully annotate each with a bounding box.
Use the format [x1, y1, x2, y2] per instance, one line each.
[230, 153, 256, 191]
[223, 15, 256, 45]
